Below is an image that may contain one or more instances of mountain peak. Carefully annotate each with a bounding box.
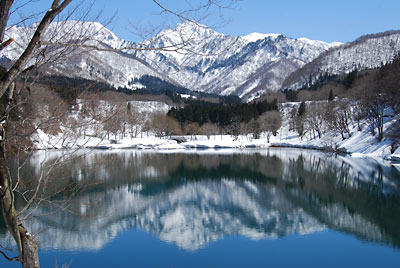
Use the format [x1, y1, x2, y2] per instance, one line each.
[3, 19, 351, 102]
[297, 37, 342, 49]
[174, 21, 208, 32]
[158, 21, 223, 43]
[242, 32, 282, 42]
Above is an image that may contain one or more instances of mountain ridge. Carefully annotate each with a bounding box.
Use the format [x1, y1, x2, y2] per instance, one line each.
[282, 29, 400, 90]
[7, 21, 400, 102]
[131, 21, 339, 101]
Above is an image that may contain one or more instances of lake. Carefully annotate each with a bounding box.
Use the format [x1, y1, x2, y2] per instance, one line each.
[1, 148, 400, 267]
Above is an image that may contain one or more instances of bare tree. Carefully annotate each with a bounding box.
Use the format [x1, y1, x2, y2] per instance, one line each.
[200, 122, 220, 139]
[352, 102, 366, 131]
[125, 102, 139, 138]
[305, 103, 325, 139]
[326, 100, 353, 140]
[246, 119, 261, 139]
[287, 102, 308, 140]
[102, 105, 123, 140]
[258, 110, 282, 142]
[0, 3, 76, 267]
[387, 117, 400, 153]
[151, 113, 182, 137]
[185, 122, 201, 139]
[78, 97, 106, 139]
[360, 87, 388, 141]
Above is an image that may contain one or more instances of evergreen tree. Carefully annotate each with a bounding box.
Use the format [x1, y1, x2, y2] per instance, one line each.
[328, 89, 334, 101]
[298, 102, 306, 117]
[343, 69, 358, 89]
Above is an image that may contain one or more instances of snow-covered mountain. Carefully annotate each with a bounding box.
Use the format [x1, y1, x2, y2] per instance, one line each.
[283, 30, 400, 90]
[4, 20, 400, 100]
[131, 22, 339, 101]
[2, 21, 181, 90]
[2, 21, 338, 101]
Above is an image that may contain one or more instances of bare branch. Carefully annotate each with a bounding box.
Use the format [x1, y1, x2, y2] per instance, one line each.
[152, 0, 200, 25]
[0, 0, 72, 99]
[41, 38, 193, 53]
[0, 250, 19, 262]
[0, 38, 15, 51]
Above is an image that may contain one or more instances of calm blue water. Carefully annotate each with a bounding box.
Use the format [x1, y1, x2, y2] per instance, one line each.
[1, 149, 400, 267]
[37, 230, 400, 268]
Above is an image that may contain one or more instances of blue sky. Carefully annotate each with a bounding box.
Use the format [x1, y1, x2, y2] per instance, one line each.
[12, 0, 400, 43]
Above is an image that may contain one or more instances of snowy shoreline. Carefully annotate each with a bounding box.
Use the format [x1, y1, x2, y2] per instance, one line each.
[31, 99, 400, 164]
[33, 132, 400, 165]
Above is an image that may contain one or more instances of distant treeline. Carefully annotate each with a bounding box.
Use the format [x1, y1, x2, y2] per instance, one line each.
[37, 74, 241, 105]
[168, 99, 278, 126]
[129, 75, 189, 95]
[131, 75, 241, 104]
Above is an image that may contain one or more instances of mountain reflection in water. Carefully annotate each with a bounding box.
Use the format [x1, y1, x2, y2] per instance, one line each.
[1, 148, 400, 252]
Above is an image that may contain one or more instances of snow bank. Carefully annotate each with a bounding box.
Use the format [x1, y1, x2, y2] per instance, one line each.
[41, 135, 269, 151]
[392, 147, 400, 162]
[181, 135, 267, 149]
[268, 122, 397, 161]
[33, 126, 398, 162]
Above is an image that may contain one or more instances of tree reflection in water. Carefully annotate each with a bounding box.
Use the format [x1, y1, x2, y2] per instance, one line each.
[1, 148, 400, 251]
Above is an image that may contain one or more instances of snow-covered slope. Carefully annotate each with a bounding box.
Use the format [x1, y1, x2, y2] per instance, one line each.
[283, 30, 400, 90]
[2, 21, 180, 90]
[2, 21, 338, 101]
[5, 21, 400, 100]
[132, 22, 339, 101]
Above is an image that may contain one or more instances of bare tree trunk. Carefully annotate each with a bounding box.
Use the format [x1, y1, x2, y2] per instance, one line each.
[0, 2, 72, 267]
[0, 150, 39, 268]
[0, 0, 14, 42]
[19, 224, 40, 268]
